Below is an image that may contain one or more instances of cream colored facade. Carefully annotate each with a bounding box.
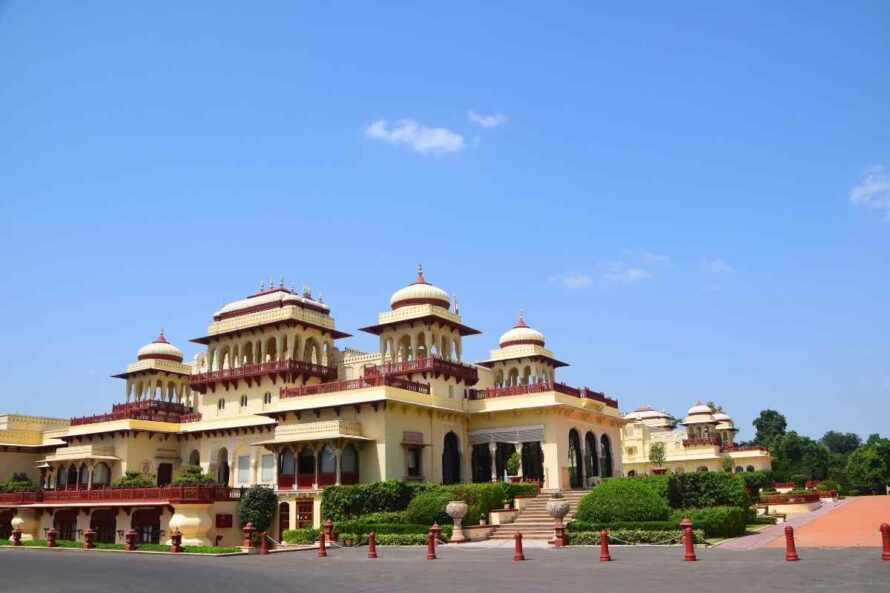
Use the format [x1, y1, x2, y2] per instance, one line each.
[621, 403, 772, 476]
[0, 268, 624, 546]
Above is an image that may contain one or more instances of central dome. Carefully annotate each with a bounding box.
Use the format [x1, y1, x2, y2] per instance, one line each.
[390, 265, 451, 310]
[137, 331, 184, 362]
[499, 312, 545, 347]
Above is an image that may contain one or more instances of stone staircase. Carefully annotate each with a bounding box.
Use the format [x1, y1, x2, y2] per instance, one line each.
[490, 489, 589, 540]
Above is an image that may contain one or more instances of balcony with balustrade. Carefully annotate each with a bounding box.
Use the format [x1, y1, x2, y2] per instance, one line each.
[279, 375, 430, 398]
[467, 381, 619, 409]
[189, 359, 338, 393]
[364, 356, 479, 385]
[0, 485, 241, 507]
[70, 400, 192, 426]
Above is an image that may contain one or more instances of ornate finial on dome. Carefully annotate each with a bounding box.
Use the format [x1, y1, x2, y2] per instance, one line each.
[260, 280, 265, 291]
[302, 285, 312, 298]
[269, 279, 274, 291]
[453, 293, 459, 314]
[155, 328, 168, 343]
[290, 282, 296, 293]
[279, 275, 284, 288]
[515, 310, 528, 328]
[318, 292, 324, 304]
[414, 263, 428, 285]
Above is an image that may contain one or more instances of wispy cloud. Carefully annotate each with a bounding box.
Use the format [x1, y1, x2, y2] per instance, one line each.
[364, 120, 465, 155]
[704, 259, 732, 274]
[467, 109, 508, 129]
[640, 252, 671, 266]
[850, 165, 890, 220]
[597, 261, 653, 285]
[548, 272, 593, 291]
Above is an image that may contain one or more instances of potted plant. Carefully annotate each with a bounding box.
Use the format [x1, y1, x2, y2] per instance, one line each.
[506, 451, 522, 483]
[479, 513, 487, 526]
[648, 442, 667, 475]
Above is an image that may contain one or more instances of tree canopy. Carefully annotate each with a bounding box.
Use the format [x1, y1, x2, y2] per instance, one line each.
[820, 431, 862, 455]
[752, 409, 787, 446]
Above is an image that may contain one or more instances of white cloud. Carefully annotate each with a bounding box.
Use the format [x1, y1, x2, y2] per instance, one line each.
[548, 273, 593, 290]
[597, 261, 653, 285]
[705, 259, 732, 274]
[851, 165, 890, 220]
[467, 109, 508, 129]
[364, 120, 465, 155]
[640, 252, 671, 266]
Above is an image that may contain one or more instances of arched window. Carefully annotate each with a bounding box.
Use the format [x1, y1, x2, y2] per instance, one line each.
[240, 394, 248, 407]
[627, 470, 637, 477]
[279, 449, 295, 475]
[92, 462, 111, 487]
[217, 398, 226, 411]
[188, 450, 200, 466]
[56, 466, 65, 489]
[442, 432, 461, 485]
[319, 445, 336, 474]
[697, 466, 709, 472]
[78, 463, 90, 487]
[746, 465, 755, 472]
[568, 429, 583, 488]
[584, 431, 599, 480]
[217, 448, 229, 484]
[264, 392, 272, 405]
[341, 444, 358, 484]
[735, 466, 744, 473]
[600, 434, 613, 478]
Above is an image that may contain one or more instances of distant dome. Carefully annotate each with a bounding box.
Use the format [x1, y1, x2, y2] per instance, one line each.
[687, 402, 712, 416]
[137, 331, 183, 362]
[499, 312, 545, 347]
[684, 401, 715, 424]
[713, 411, 730, 422]
[390, 265, 451, 310]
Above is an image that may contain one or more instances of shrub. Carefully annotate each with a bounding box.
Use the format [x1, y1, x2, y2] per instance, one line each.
[172, 465, 215, 485]
[749, 515, 778, 525]
[403, 488, 452, 525]
[282, 528, 319, 544]
[182, 546, 242, 554]
[790, 474, 808, 488]
[635, 475, 681, 507]
[374, 533, 429, 546]
[734, 471, 774, 496]
[321, 480, 429, 521]
[505, 452, 521, 476]
[816, 479, 840, 492]
[333, 521, 452, 539]
[502, 482, 538, 499]
[567, 529, 705, 545]
[112, 470, 154, 487]
[675, 472, 749, 508]
[670, 506, 747, 538]
[575, 479, 670, 522]
[567, 520, 679, 532]
[355, 511, 404, 524]
[1, 473, 35, 492]
[238, 486, 278, 532]
[445, 483, 505, 521]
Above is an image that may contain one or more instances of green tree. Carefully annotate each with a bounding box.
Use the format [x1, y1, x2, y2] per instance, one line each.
[238, 486, 278, 532]
[648, 442, 666, 468]
[820, 431, 862, 455]
[505, 452, 521, 476]
[721, 454, 734, 473]
[752, 409, 787, 446]
[769, 431, 829, 481]
[112, 469, 154, 487]
[172, 465, 215, 485]
[845, 447, 888, 494]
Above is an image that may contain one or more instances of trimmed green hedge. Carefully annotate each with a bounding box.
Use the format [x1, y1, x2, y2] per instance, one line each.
[567, 520, 679, 532]
[352, 511, 405, 524]
[675, 473, 749, 508]
[749, 515, 779, 525]
[568, 529, 706, 545]
[282, 528, 320, 544]
[374, 533, 429, 546]
[403, 483, 506, 525]
[575, 479, 670, 522]
[502, 482, 538, 499]
[670, 506, 747, 538]
[321, 480, 431, 521]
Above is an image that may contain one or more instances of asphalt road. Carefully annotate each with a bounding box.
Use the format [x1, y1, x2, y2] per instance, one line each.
[0, 545, 886, 593]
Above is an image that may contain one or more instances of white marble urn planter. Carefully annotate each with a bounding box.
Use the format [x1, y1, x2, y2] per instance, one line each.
[446, 500, 469, 542]
[546, 498, 570, 522]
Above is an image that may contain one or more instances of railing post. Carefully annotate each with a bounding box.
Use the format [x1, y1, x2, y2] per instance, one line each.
[784, 525, 799, 561]
[680, 518, 696, 561]
[170, 528, 183, 553]
[368, 531, 377, 559]
[880, 523, 890, 561]
[317, 531, 327, 557]
[513, 532, 525, 561]
[599, 529, 611, 561]
[242, 521, 256, 548]
[426, 530, 436, 560]
[260, 531, 269, 555]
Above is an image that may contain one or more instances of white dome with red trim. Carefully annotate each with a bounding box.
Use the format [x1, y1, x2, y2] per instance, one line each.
[390, 265, 451, 310]
[498, 312, 545, 347]
[136, 331, 184, 362]
[683, 401, 715, 424]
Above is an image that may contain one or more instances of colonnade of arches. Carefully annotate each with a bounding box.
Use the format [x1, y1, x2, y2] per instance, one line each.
[204, 331, 336, 373]
[271, 443, 360, 489]
[378, 327, 462, 363]
[125, 375, 193, 406]
[686, 424, 736, 445]
[568, 428, 613, 488]
[493, 363, 554, 387]
[44, 461, 113, 490]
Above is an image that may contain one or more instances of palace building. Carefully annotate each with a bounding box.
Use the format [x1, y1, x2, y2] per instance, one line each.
[0, 267, 624, 546]
[621, 402, 772, 476]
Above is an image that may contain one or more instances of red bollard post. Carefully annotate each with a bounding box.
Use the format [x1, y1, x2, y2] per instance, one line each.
[324, 519, 334, 542]
[368, 531, 378, 559]
[599, 529, 612, 562]
[880, 523, 890, 561]
[426, 531, 437, 560]
[513, 531, 525, 561]
[552, 520, 565, 548]
[679, 518, 696, 561]
[784, 525, 799, 561]
[11, 528, 22, 547]
[125, 528, 137, 551]
[242, 521, 256, 548]
[47, 528, 58, 548]
[431, 521, 442, 543]
[83, 527, 95, 550]
[170, 529, 182, 553]
[260, 531, 269, 555]
[318, 531, 327, 557]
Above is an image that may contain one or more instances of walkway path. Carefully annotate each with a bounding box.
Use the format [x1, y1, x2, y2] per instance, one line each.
[720, 496, 890, 550]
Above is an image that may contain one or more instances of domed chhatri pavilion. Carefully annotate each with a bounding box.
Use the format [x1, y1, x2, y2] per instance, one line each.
[621, 401, 772, 476]
[0, 267, 624, 546]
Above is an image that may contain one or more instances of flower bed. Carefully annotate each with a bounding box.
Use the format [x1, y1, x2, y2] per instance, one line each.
[759, 492, 820, 505]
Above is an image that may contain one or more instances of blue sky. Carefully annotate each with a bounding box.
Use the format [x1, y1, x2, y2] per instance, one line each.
[1, 1, 888, 441]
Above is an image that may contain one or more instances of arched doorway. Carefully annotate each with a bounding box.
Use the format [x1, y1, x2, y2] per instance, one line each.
[471, 444, 491, 482]
[600, 435, 613, 478]
[584, 431, 599, 483]
[568, 429, 583, 488]
[90, 509, 116, 543]
[157, 463, 173, 487]
[188, 449, 200, 466]
[278, 502, 290, 542]
[521, 442, 544, 483]
[53, 509, 77, 541]
[217, 448, 229, 485]
[132, 509, 161, 543]
[442, 432, 461, 485]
